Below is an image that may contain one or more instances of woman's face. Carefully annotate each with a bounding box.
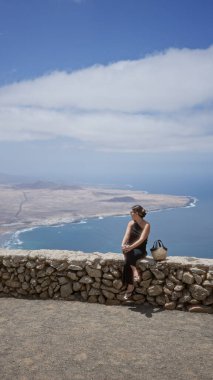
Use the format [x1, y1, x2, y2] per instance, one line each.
[130, 210, 138, 220]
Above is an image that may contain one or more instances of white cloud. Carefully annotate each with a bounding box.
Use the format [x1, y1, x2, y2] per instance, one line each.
[0, 46, 213, 152]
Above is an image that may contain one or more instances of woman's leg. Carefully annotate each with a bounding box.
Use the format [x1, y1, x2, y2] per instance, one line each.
[129, 249, 147, 281]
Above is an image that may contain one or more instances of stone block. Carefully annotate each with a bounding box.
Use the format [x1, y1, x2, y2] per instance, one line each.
[147, 285, 163, 296]
[189, 284, 209, 301]
[60, 283, 72, 298]
[182, 272, 194, 284]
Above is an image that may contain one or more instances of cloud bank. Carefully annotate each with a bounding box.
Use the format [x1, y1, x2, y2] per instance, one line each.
[0, 46, 213, 152]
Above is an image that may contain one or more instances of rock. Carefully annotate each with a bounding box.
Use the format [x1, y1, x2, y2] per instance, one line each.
[189, 299, 200, 304]
[156, 295, 166, 305]
[37, 270, 46, 278]
[146, 296, 157, 305]
[88, 296, 98, 303]
[79, 276, 93, 284]
[30, 278, 37, 287]
[165, 279, 175, 290]
[2, 273, 10, 280]
[109, 268, 120, 278]
[98, 294, 106, 304]
[203, 294, 213, 305]
[207, 272, 213, 280]
[135, 287, 147, 295]
[18, 274, 25, 283]
[102, 266, 109, 273]
[174, 285, 184, 292]
[152, 280, 164, 285]
[140, 279, 152, 288]
[85, 266, 102, 278]
[147, 285, 163, 297]
[30, 269, 36, 278]
[176, 304, 184, 310]
[40, 291, 49, 299]
[89, 288, 101, 296]
[68, 264, 82, 271]
[163, 286, 172, 295]
[36, 262, 46, 270]
[202, 280, 213, 287]
[5, 280, 21, 288]
[56, 262, 69, 271]
[182, 272, 194, 284]
[188, 305, 213, 314]
[176, 269, 183, 280]
[193, 274, 203, 285]
[73, 282, 82, 292]
[17, 266, 25, 274]
[77, 271, 85, 277]
[169, 274, 180, 284]
[35, 285, 42, 293]
[106, 299, 120, 305]
[171, 291, 182, 301]
[151, 269, 165, 280]
[141, 270, 152, 280]
[101, 285, 119, 294]
[165, 302, 176, 310]
[60, 283, 72, 298]
[67, 272, 78, 281]
[113, 279, 123, 290]
[46, 267, 55, 275]
[132, 294, 145, 302]
[190, 268, 206, 275]
[22, 282, 30, 290]
[102, 290, 115, 300]
[102, 279, 113, 287]
[26, 261, 36, 269]
[58, 276, 69, 285]
[48, 286, 54, 298]
[2, 259, 12, 268]
[92, 281, 101, 289]
[103, 273, 114, 280]
[81, 291, 88, 300]
[189, 284, 209, 301]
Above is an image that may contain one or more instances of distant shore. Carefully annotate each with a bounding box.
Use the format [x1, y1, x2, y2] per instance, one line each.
[0, 184, 195, 248]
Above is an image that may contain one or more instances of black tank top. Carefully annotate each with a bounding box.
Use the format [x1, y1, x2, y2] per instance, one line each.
[128, 222, 147, 250]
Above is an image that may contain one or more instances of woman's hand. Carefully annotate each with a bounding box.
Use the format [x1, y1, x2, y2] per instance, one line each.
[122, 244, 132, 253]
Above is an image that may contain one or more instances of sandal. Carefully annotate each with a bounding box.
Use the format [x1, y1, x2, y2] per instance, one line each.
[123, 291, 133, 300]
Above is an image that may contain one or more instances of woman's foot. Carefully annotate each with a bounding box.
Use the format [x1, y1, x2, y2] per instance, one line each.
[123, 285, 134, 300]
[123, 291, 133, 300]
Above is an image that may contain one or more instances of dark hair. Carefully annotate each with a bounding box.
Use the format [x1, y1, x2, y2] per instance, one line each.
[131, 205, 147, 218]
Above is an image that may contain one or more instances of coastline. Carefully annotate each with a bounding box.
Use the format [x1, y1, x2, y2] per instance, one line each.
[1, 194, 198, 250]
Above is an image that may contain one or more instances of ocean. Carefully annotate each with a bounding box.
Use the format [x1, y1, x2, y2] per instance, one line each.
[2, 183, 212, 259]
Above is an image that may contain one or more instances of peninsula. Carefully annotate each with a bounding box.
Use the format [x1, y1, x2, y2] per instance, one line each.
[0, 182, 192, 238]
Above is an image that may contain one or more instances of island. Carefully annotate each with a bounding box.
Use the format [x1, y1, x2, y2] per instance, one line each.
[0, 182, 193, 241]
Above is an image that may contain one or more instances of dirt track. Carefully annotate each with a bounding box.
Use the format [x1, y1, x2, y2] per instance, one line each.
[0, 298, 212, 380]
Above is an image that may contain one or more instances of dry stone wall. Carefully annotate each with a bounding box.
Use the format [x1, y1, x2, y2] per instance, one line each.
[0, 249, 213, 313]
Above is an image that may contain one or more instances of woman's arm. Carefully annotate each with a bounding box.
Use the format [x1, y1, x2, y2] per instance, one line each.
[123, 223, 150, 252]
[121, 221, 133, 248]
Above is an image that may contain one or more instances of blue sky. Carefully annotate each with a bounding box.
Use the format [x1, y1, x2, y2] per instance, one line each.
[0, 0, 213, 193]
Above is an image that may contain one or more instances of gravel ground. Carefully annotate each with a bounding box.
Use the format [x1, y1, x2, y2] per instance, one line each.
[0, 298, 212, 380]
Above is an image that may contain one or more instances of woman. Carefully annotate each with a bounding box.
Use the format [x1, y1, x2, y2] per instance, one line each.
[121, 205, 150, 300]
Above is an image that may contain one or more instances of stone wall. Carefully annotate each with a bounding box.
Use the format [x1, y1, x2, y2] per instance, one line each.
[0, 249, 213, 313]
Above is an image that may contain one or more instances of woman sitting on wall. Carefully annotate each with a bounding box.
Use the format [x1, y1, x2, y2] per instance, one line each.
[121, 205, 150, 300]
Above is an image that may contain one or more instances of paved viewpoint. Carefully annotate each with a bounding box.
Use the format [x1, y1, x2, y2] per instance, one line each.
[0, 298, 212, 380]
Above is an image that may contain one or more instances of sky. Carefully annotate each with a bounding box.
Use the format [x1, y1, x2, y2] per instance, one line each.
[0, 0, 213, 194]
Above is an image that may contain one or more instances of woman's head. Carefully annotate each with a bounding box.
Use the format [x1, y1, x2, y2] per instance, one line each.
[130, 205, 147, 218]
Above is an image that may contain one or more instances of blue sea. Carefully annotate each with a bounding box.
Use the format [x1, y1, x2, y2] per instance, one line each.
[2, 180, 213, 259]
